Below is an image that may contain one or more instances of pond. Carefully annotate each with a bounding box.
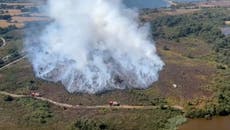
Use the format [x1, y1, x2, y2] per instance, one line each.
[179, 116, 230, 130]
[124, 0, 206, 9]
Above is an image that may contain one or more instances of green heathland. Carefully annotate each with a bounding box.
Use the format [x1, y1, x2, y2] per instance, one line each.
[151, 8, 230, 118]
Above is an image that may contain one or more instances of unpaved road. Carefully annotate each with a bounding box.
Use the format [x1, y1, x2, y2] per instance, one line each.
[0, 91, 184, 110]
[0, 37, 6, 48]
[0, 56, 26, 71]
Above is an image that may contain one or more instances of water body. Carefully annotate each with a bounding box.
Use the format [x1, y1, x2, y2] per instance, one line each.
[179, 116, 230, 130]
[124, 0, 205, 9]
[123, 0, 169, 9]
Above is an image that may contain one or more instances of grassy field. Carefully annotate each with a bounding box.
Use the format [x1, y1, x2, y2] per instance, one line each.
[150, 8, 230, 118]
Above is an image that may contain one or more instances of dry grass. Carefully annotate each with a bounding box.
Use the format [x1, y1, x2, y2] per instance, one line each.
[152, 38, 216, 106]
[140, 9, 201, 22]
[2, 9, 23, 16]
[2, 2, 38, 7]
[164, 9, 200, 15]
[11, 16, 49, 23]
[198, 1, 230, 8]
[0, 20, 10, 28]
[0, 20, 24, 28]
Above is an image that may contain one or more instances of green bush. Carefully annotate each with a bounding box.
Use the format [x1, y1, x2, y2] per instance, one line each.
[165, 115, 187, 130]
[151, 8, 230, 67]
[3, 95, 14, 102]
[70, 119, 109, 130]
[17, 98, 53, 124]
[0, 59, 4, 65]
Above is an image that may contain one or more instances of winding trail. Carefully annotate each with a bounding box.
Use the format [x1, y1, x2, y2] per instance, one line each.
[0, 91, 184, 110]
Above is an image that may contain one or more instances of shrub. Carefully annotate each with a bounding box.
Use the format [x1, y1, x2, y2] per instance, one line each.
[17, 98, 53, 124]
[217, 65, 226, 70]
[3, 95, 14, 102]
[0, 59, 4, 64]
[163, 45, 170, 51]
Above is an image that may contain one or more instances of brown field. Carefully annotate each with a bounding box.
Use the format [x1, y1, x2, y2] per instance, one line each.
[0, 1, 48, 28]
[2, 9, 23, 16]
[0, 1, 49, 28]
[198, 1, 230, 8]
[164, 9, 200, 15]
[0, 20, 10, 28]
[11, 16, 49, 23]
[153, 39, 216, 105]
[140, 9, 200, 22]
[29, 12, 48, 17]
[2, 2, 39, 7]
[0, 20, 24, 28]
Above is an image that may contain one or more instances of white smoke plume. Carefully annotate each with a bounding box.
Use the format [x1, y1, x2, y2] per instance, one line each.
[26, 0, 164, 94]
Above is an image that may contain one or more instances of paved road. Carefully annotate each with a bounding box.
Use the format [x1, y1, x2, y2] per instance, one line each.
[0, 91, 184, 110]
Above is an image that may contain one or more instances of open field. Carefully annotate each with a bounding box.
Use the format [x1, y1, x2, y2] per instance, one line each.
[0, 1, 48, 28]
[0, 20, 24, 28]
[2, 9, 23, 16]
[198, 1, 230, 8]
[11, 16, 49, 23]
[2, 2, 38, 6]
[164, 9, 201, 15]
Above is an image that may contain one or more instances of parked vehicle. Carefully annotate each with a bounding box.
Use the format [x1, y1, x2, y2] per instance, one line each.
[109, 101, 120, 106]
[31, 92, 41, 97]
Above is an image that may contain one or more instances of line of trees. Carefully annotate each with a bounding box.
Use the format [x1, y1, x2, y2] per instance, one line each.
[0, 15, 11, 21]
[0, 25, 17, 34]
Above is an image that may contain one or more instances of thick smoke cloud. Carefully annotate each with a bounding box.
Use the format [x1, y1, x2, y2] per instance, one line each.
[26, 0, 164, 94]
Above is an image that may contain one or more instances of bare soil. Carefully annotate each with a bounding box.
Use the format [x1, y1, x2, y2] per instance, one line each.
[0, 20, 24, 28]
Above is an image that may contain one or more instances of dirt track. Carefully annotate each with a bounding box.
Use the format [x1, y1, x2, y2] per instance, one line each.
[0, 37, 6, 48]
[0, 91, 184, 110]
[0, 91, 158, 109]
[0, 56, 26, 71]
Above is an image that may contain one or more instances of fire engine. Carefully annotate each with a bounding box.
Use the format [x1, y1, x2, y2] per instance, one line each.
[31, 92, 41, 97]
[109, 101, 120, 106]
